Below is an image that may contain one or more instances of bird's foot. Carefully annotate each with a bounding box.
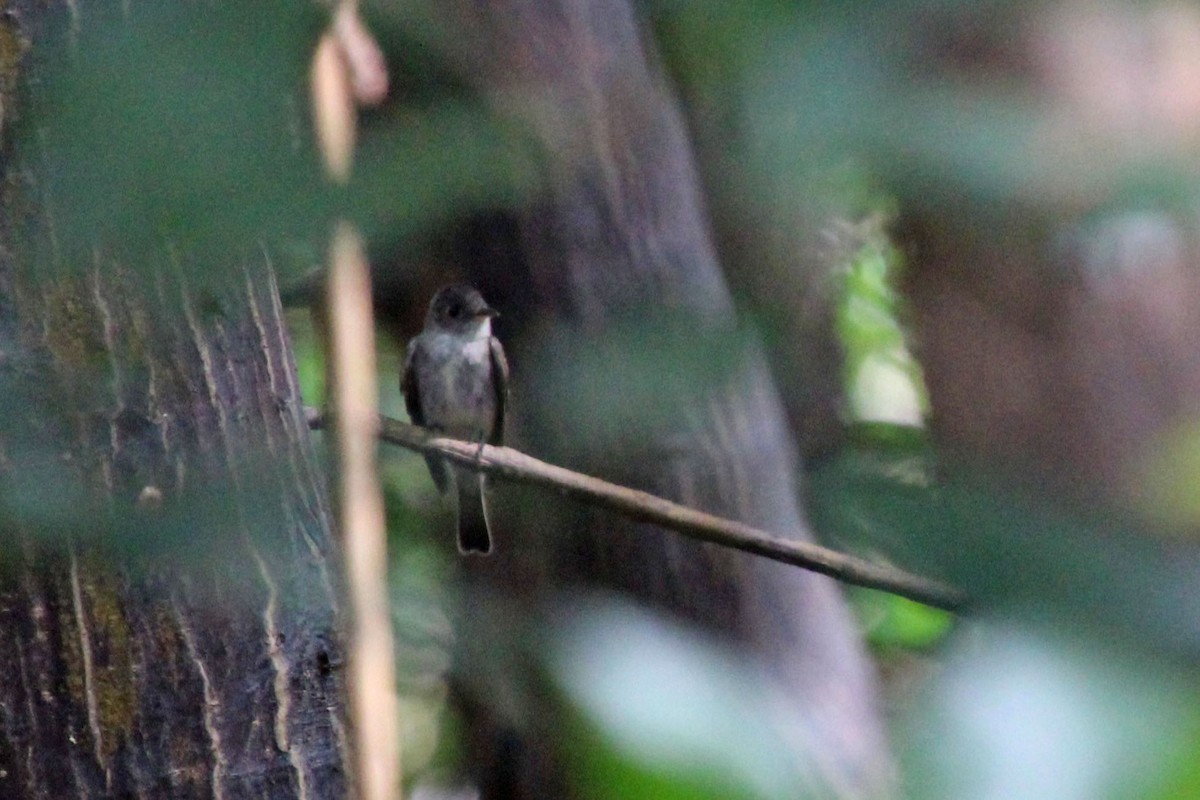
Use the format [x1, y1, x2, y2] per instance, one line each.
[472, 431, 487, 466]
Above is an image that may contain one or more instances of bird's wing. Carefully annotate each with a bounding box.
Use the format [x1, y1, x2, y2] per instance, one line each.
[402, 339, 450, 493]
[401, 339, 426, 428]
[489, 336, 509, 445]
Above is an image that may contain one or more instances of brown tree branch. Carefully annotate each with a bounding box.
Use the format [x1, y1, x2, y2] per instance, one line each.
[306, 409, 968, 612]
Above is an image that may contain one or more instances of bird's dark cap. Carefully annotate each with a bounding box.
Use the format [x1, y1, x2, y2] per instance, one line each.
[427, 283, 499, 325]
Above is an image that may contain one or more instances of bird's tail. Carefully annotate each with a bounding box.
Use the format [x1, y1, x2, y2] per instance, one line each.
[455, 468, 492, 555]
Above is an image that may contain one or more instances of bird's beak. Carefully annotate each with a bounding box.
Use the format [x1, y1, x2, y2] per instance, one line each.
[477, 306, 499, 319]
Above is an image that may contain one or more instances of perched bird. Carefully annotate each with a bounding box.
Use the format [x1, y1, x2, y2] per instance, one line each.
[401, 284, 509, 554]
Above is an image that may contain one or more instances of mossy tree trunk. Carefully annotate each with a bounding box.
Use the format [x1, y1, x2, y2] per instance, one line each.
[0, 4, 350, 799]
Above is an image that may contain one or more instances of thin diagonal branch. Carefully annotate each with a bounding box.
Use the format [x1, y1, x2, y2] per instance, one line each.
[307, 409, 968, 612]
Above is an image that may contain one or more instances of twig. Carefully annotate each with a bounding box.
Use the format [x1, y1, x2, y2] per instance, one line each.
[312, 11, 400, 796]
[322, 228, 400, 800]
[307, 410, 968, 612]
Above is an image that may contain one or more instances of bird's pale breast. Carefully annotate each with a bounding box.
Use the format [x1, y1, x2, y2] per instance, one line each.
[417, 332, 497, 439]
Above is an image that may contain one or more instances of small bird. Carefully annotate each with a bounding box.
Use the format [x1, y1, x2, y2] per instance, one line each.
[401, 284, 509, 554]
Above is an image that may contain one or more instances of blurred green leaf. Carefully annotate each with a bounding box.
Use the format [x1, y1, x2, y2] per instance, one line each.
[811, 446, 1200, 656]
[528, 310, 753, 458]
[548, 594, 837, 800]
[901, 624, 1200, 800]
[835, 237, 927, 425]
[808, 424, 936, 553]
[352, 100, 539, 246]
[564, 705, 759, 800]
[654, 1, 1200, 221]
[852, 588, 953, 650]
[24, 2, 326, 274]
[285, 309, 326, 408]
[1131, 419, 1200, 530]
[20, 2, 536, 287]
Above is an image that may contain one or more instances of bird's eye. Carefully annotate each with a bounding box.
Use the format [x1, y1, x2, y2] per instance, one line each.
[447, 302, 462, 319]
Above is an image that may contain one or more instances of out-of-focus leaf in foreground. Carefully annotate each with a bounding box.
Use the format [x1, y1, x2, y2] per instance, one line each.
[901, 623, 1200, 800]
[24, 2, 323, 271]
[546, 594, 834, 800]
[526, 310, 752, 461]
[811, 447, 1200, 657]
[653, 0, 1200, 220]
[20, 1, 534, 284]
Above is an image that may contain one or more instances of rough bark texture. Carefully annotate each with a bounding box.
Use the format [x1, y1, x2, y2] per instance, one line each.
[0, 4, 350, 799]
[409, 1, 894, 796]
[0, 265, 350, 800]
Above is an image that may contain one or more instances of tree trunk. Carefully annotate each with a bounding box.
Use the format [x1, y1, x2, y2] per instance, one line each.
[0, 4, 350, 798]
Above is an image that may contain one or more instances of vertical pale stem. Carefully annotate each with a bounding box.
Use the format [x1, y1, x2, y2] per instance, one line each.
[327, 221, 401, 800]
